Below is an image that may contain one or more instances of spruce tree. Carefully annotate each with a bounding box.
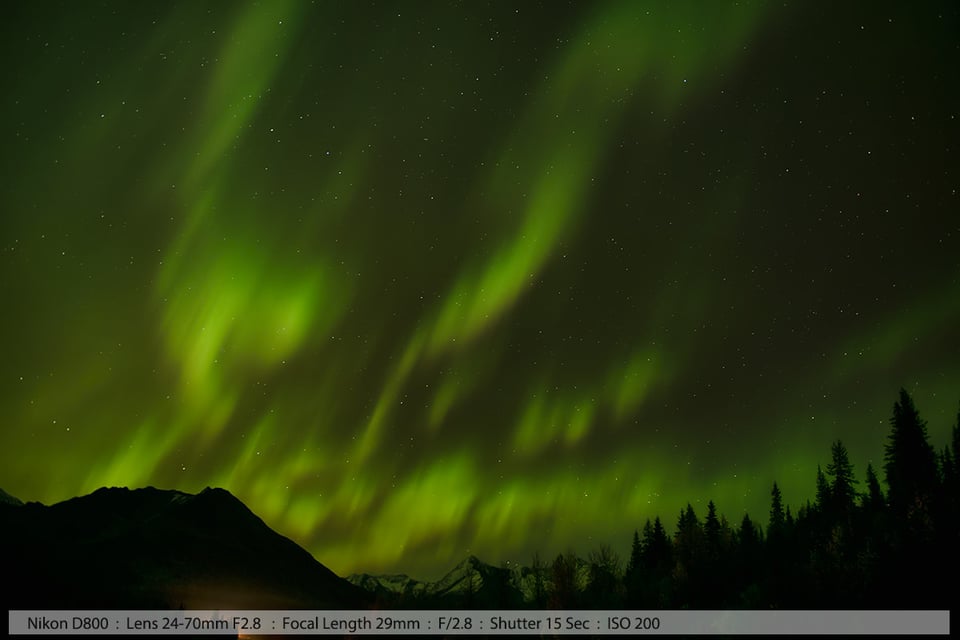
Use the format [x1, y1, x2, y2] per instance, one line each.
[815, 465, 831, 512]
[704, 500, 721, 554]
[863, 463, 884, 511]
[626, 529, 642, 577]
[736, 513, 762, 596]
[769, 482, 785, 538]
[675, 504, 702, 565]
[624, 529, 642, 605]
[642, 516, 671, 575]
[883, 389, 937, 521]
[827, 440, 857, 516]
[640, 516, 673, 607]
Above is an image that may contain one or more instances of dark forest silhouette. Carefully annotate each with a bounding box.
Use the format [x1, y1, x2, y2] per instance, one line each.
[362, 389, 959, 610]
[562, 389, 957, 609]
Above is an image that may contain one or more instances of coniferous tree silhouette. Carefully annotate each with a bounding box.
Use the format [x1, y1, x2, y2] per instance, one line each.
[640, 516, 673, 607]
[938, 409, 960, 530]
[884, 389, 938, 528]
[933, 407, 960, 602]
[827, 440, 857, 519]
[624, 530, 642, 606]
[768, 483, 785, 540]
[701, 500, 725, 606]
[855, 461, 888, 603]
[815, 465, 831, 512]
[881, 390, 939, 604]
[704, 501, 721, 553]
[818, 440, 858, 600]
[862, 463, 884, 512]
[735, 514, 762, 606]
[806, 462, 834, 599]
[672, 504, 705, 606]
[765, 483, 792, 606]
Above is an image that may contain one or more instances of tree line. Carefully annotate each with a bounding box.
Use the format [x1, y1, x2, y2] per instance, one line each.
[529, 388, 959, 609]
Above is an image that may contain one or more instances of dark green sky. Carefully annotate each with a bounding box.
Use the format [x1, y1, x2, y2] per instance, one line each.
[1, 0, 958, 579]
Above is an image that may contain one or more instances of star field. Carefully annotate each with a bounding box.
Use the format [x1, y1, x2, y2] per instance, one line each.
[1, 0, 958, 579]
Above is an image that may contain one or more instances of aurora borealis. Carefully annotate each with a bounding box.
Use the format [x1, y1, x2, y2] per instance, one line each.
[1, 0, 958, 580]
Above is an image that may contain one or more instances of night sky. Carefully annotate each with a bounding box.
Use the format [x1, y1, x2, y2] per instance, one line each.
[1, 1, 958, 580]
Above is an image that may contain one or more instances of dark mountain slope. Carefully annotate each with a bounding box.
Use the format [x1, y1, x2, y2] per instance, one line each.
[0, 486, 369, 610]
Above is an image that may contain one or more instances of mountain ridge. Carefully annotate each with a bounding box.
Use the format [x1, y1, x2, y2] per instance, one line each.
[0, 487, 23, 506]
[0, 485, 370, 610]
[347, 553, 595, 608]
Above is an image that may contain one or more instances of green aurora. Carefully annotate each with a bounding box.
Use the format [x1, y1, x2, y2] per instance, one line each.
[1, 0, 958, 579]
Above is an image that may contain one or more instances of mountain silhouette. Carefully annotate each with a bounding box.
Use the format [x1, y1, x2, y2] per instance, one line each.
[0, 486, 370, 609]
[349, 554, 587, 608]
[0, 487, 22, 506]
[349, 555, 518, 607]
